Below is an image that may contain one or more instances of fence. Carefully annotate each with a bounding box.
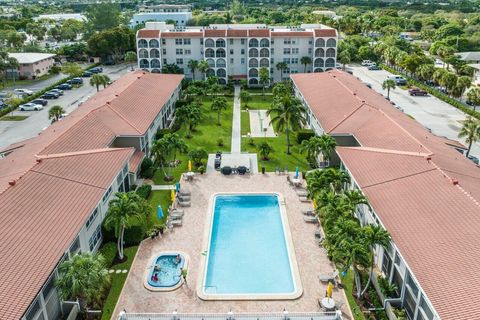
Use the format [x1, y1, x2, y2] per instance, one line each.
[119, 312, 342, 320]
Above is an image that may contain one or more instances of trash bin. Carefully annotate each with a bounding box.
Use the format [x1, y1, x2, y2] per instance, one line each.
[262, 167, 266, 174]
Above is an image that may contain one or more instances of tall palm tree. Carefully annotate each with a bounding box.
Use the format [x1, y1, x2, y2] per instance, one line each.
[259, 67, 270, 97]
[240, 90, 251, 108]
[90, 73, 105, 92]
[198, 60, 209, 80]
[318, 134, 337, 166]
[324, 167, 351, 193]
[344, 189, 368, 213]
[268, 95, 306, 154]
[338, 50, 351, 71]
[257, 141, 273, 160]
[100, 74, 111, 88]
[104, 192, 149, 260]
[164, 133, 188, 162]
[382, 79, 396, 100]
[360, 225, 391, 296]
[48, 105, 65, 122]
[467, 87, 480, 111]
[211, 96, 228, 126]
[276, 61, 288, 81]
[187, 59, 198, 80]
[151, 138, 171, 179]
[176, 102, 202, 138]
[300, 56, 312, 73]
[458, 116, 480, 157]
[56, 252, 110, 315]
[300, 136, 323, 167]
[124, 51, 137, 71]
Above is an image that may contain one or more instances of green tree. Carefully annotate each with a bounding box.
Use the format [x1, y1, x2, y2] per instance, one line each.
[87, 26, 135, 62]
[48, 105, 65, 122]
[453, 76, 472, 98]
[164, 133, 188, 162]
[0, 52, 19, 87]
[187, 59, 199, 80]
[124, 51, 137, 71]
[56, 252, 110, 315]
[161, 63, 183, 74]
[442, 72, 458, 95]
[318, 134, 337, 165]
[467, 88, 480, 111]
[338, 50, 351, 71]
[104, 192, 150, 260]
[300, 136, 323, 167]
[382, 79, 396, 100]
[90, 73, 106, 92]
[300, 56, 312, 73]
[257, 141, 273, 160]
[188, 148, 208, 167]
[176, 101, 202, 138]
[417, 64, 435, 82]
[268, 95, 306, 154]
[259, 66, 270, 97]
[62, 62, 83, 77]
[198, 60, 209, 80]
[458, 117, 480, 157]
[85, 1, 120, 34]
[211, 96, 228, 126]
[276, 62, 288, 81]
[240, 90, 251, 108]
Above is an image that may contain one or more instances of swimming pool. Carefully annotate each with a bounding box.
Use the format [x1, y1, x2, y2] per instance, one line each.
[198, 193, 302, 300]
[145, 252, 188, 291]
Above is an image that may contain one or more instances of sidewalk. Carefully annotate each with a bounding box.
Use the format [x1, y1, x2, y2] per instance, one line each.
[231, 85, 241, 153]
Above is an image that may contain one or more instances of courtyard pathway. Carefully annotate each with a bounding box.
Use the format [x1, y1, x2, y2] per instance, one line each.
[231, 85, 241, 153]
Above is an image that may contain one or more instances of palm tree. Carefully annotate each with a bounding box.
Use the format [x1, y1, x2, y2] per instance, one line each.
[240, 90, 251, 108]
[103, 192, 149, 260]
[276, 62, 288, 81]
[257, 141, 273, 160]
[360, 225, 391, 296]
[124, 51, 137, 71]
[344, 189, 368, 212]
[211, 96, 228, 126]
[259, 67, 270, 97]
[308, 167, 351, 194]
[198, 60, 209, 80]
[442, 72, 458, 95]
[300, 136, 323, 167]
[268, 95, 306, 154]
[458, 116, 480, 157]
[164, 133, 188, 162]
[48, 105, 65, 122]
[318, 134, 337, 166]
[417, 64, 435, 82]
[176, 102, 202, 138]
[188, 59, 198, 80]
[454, 75, 471, 98]
[467, 87, 480, 111]
[62, 62, 83, 77]
[382, 79, 396, 100]
[338, 50, 351, 71]
[56, 252, 110, 315]
[90, 73, 105, 92]
[100, 74, 111, 88]
[300, 56, 312, 73]
[151, 138, 171, 179]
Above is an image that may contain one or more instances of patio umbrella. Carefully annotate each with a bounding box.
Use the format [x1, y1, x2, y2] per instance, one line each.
[327, 281, 333, 298]
[313, 199, 317, 210]
[176, 182, 180, 193]
[171, 189, 176, 203]
[188, 160, 192, 172]
[295, 166, 299, 179]
[157, 205, 164, 220]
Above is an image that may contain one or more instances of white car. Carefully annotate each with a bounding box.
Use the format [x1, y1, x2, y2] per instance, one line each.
[361, 60, 374, 66]
[14, 88, 34, 96]
[19, 103, 44, 111]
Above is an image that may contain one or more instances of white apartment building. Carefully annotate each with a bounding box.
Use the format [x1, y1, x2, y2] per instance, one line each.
[136, 23, 338, 85]
[130, 4, 193, 27]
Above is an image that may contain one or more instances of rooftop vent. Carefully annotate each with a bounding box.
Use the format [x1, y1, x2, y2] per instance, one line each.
[452, 179, 459, 185]
[8, 180, 15, 186]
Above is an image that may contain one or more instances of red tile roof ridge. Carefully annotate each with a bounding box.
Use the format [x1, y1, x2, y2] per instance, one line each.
[327, 101, 365, 133]
[104, 103, 143, 134]
[36, 147, 134, 160]
[337, 146, 432, 158]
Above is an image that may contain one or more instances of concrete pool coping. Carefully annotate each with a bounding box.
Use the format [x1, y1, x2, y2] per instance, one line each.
[196, 192, 303, 300]
[144, 251, 190, 292]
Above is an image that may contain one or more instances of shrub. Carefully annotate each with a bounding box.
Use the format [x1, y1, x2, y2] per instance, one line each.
[136, 184, 152, 199]
[155, 128, 172, 140]
[99, 242, 117, 267]
[188, 148, 208, 166]
[140, 158, 153, 178]
[217, 138, 224, 146]
[142, 167, 154, 179]
[296, 129, 315, 144]
[123, 224, 147, 246]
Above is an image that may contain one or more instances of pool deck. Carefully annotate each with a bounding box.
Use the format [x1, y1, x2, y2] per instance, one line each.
[113, 173, 352, 319]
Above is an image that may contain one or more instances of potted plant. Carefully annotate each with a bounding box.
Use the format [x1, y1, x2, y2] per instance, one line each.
[198, 165, 205, 174]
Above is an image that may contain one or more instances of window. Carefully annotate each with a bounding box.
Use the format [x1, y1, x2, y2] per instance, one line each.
[271, 48, 274, 54]
[230, 58, 234, 63]
[86, 208, 99, 229]
[230, 49, 234, 55]
[292, 48, 299, 54]
[175, 38, 183, 45]
[308, 40, 313, 45]
[117, 172, 123, 186]
[162, 48, 166, 55]
[292, 39, 297, 44]
[419, 296, 434, 320]
[176, 48, 183, 55]
[241, 48, 245, 55]
[163, 59, 167, 65]
[229, 38, 233, 45]
[241, 58, 245, 64]
[43, 274, 56, 299]
[406, 272, 419, 297]
[283, 38, 291, 45]
[184, 38, 191, 45]
[70, 236, 80, 254]
[283, 48, 291, 55]
[89, 225, 102, 251]
[185, 49, 191, 55]
[241, 39, 245, 45]
[176, 58, 184, 65]
[308, 48, 312, 54]
[382, 250, 392, 277]
[102, 186, 112, 203]
[25, 298, 41, 320]
[404, 289, 417, 319]
[283, 58, 290, 64]
[291, 58, 299, 64]
[162, 38, 166, 45]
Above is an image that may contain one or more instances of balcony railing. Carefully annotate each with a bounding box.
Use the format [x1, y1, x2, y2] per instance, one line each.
[119, 312, 342, 320]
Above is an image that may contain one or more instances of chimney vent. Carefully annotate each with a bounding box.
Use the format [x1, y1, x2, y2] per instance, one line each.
[8, 180, 15, 186]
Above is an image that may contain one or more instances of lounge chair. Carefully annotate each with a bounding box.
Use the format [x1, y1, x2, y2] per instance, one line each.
[170, 214, 183, 220]
[335, 301, 344, 311]
[178, 200, 191, 207]
[303, 216, 318, 223]
[319, 270, 339, 283]
[178, 195, 191, 202]
[179, 190, 191, 196]
[170, 210, 184, 216]
[170, 208, 184, 214]
[299, 196, 310, 202]
[287, 175, 294, 187]
[296, 189, 308, 196]
[302, 210, 315, 216]
[169, 219, 182, 227]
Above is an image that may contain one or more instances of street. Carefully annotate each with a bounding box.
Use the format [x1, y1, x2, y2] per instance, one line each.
[348, 64, 480, 158]
[0, 64, 131, 150]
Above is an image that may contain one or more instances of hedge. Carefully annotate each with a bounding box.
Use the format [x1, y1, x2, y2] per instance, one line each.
[0, 62, 101, 118]
[136, 184, 152, 199]
[123, 224, 147, 246]
[380, 64, 480, 120]
[98, 242, 117, 267]
[296, 129, 316, 144]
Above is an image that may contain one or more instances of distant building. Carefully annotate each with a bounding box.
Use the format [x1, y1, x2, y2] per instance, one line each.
[136, 23, 338, 85]
[34, 13, 87, 22]
[7, 53, 56, 79]
[456, 51, 480, 64]
[130, 4, 192, 27]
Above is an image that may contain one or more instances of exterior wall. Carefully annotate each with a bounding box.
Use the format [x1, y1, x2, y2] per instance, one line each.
[17, 57, 55, 79]
[130, 12, 192, 28]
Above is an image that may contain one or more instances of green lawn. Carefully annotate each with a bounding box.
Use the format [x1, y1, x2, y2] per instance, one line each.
[1, 73, 57, 88]
[101, 246, 139, 320]
[153, 96, 234, 184]
[0, 115, 28, 121]
[245, 87, 272, 94]
[241, 110, 250, 135]
[243, 95, 273, 110]
[146, 190, 172, 227]
[342, 270, 367, 320]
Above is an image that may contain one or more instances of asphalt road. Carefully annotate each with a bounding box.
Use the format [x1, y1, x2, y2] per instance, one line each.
[348, 64, 480, 158]
[0, 64, 131, 150]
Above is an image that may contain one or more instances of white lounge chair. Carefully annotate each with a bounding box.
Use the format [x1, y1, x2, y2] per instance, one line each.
[296, 189, 308, 196]
[319, 270, 339, 283]
[299, 196, 310, 202]
[169, 219, 183, 227]
[303, 215, 318, 223]
[302, 210, 315, 216]
[178, 195, 191, 202]
[178, 200, 191, 207]
[179, 190, 191, 196]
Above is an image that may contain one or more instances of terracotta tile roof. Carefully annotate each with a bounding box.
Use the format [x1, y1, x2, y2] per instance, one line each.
[0, 148, 133, 320]
[292, 71, 480, 320]
[271, 31, 313, 37]
[248, 29, 269, 37]
[226, 29, 248, 37]
[314, 29, 337, 37]
[161, 32, 203, 38]
[137, 29, 160, 38]
[204, 29, 227, 37]
[129, 150, 145, 173]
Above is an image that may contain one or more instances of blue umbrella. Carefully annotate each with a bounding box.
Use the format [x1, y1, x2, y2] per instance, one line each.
[157, 205, 164, 220]
[295, 166, 299, 179]
[176, 182, 180, 193]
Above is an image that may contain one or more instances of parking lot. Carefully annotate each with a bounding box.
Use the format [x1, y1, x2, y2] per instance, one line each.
[0, 64, 131, 150]
[348, 64, 480, 158]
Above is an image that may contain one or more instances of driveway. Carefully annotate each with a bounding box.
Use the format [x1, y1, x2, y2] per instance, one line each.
[348, 64, 480, 157]
[0, 64, 131, 150]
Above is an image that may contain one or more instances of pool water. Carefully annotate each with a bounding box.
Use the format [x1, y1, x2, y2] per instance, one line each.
[203, 194, 295, 295]
[148, 254, 184, 287]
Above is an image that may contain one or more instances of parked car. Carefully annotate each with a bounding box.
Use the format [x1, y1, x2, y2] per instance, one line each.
[19, 103, 43, 111]
[387, 75, 407, 85]
[82, 71, 93, 77]
[56, 83, 72, 90]
[468, 155, 479, 165]
[67, 77, 84, 85]
[41, 92, 60, 99]
[31, 98, 48, 106]
[14, 88, 34, 96]
[361, 60, 374, 66]
[0, 99, 6, 110]
[409, 88, 428, 96]
[367, 65, 381, 70]
[50, 88, 64, 96]
[104, 60, 115, 65]
[0, 92, 8, 99]
[89, 67, 103, 73]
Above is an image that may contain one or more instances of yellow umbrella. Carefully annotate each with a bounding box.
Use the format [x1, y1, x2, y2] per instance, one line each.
[171, 189, 176, 203]
[313, 199, 317, 210]
[327, 282, 333, 298]
[188, 160, 192, 172]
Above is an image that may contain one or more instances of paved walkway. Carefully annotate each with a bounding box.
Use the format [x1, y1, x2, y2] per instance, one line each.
[249, 109, 276, 137]
[151, 185, 176, 190]
[231, 85, 241, 153]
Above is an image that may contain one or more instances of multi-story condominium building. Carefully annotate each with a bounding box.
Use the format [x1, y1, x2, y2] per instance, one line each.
[291, 71, 480, 320]
[130, 5, 193, 28]
[136, 23, 338, 85]
[0, 72, 183, 320]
